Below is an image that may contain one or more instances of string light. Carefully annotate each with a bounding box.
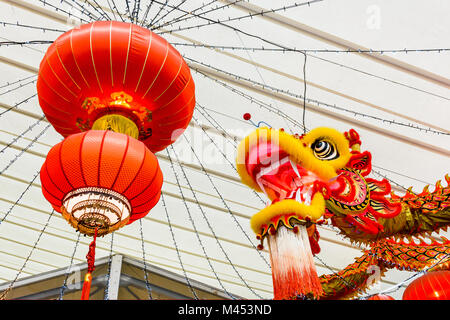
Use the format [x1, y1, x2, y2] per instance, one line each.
[0, 93, 38, 118]
[167, 145, 262, 300]
[165, 146, 238, 300]
[0, 209, 55, 300]
[181, 127, 271, 269]
[58, 232, 81, 300]
[138, 219, 153, 300]
[170, 42, 450, 54]
[160, 192, 200, 299]
[0, 116, 46, 155]
[0, 21, 66, 33]
[156, 0, 324, 35]
[152, 0, 244, 31]
[0, 75, 37, 90]
[188, 56, 449, 135]
[0, 124, 51, 176]
[0, 78, 37, 96]
[103, 232, 115, 300]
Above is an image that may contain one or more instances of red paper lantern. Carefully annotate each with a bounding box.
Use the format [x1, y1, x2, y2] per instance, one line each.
[40, 130, 163, 236]
[367, 294, 395, 300]
[403, 271, 450, 300]
[37, 21, 195, 153]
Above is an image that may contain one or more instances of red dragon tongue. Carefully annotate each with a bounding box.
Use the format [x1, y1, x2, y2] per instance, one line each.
[267, 225, 323, 300]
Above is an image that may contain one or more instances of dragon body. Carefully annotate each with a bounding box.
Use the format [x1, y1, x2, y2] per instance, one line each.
[236, 127, 450, 300]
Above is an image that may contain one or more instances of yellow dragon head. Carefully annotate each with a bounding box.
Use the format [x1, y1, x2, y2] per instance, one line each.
[236, 127, 402, 253]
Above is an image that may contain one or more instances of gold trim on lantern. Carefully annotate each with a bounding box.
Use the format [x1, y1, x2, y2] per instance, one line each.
[92, 114, 139, 139]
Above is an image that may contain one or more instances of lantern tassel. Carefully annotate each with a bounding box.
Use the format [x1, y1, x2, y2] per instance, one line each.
[267, 225, 322, 300]
[81, 228, 98, 300]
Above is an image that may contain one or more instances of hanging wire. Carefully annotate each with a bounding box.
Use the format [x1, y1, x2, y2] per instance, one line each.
[150, 0, 189, 28]
[0, 170, 40, 227]
[60, 0, 101, 21]
[36, 0, 89, 23]
[156, 0, 324, 35]
[0, 209, 55, 300]
[160, 192, 199, 299]
[152, 0, 242, 31]
[58, 232, 82, 300]
[372, 169, 417, 195]
[314, 254, 368, 298]
[0, 116, 46, 155]
[103, 232, 115, 300]
[0, 75, 37, 90]
[195, 71, 306, 131]
[131, 0, 142, 23]
[181, 130, 271, 269]
[0, 21, 67, 33]
[108, 0, 126, 22]
[0, 93, 38, 118]
[139, 1, 154, 26]
[0, 78, 37, 96]
[167, 42, 450, 54]
[146, 0, 169, 27]
[165, 146, 239, 299]
[0, 124, 51, 176]
[301, 51, 307, 134]
[188, 56, 449, 135]
[138, 219, 153, 300]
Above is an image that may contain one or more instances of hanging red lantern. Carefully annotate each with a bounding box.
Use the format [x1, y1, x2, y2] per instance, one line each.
[37, 21, 195, 152]
[403, 271, 450, 300]
[40, 130, 163, 237]
[367, 294, 395, 300]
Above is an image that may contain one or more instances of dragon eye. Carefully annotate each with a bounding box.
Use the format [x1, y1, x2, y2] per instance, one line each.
[311, 139, 339, 160]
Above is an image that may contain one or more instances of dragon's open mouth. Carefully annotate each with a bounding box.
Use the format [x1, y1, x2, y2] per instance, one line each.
[245, 140, 341, 254]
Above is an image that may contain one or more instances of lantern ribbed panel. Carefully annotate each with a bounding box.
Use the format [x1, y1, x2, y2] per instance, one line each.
[40, 130, 163, 224]
[403, 271, 450, 300]
[37, 21, 195, 153]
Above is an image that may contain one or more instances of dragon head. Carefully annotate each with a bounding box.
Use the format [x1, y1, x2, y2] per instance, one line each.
[236, 127, 402, 253]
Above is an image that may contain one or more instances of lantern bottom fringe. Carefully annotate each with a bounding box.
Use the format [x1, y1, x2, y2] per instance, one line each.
[61, 205, 129, 237]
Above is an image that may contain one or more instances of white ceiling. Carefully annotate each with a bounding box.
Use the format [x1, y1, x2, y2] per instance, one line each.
[0, 0, 449, 300]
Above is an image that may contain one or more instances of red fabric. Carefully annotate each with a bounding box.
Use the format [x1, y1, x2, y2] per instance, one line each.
[37, 21, 195, 153]
[403, 271, 450, 300]
[40, 130, 163, 223]
[368, 294, 395, 300]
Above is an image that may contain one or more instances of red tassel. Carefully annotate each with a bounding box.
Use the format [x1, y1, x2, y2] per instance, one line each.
[81, 228, 98, 300]
[81, 273, 92, 300]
